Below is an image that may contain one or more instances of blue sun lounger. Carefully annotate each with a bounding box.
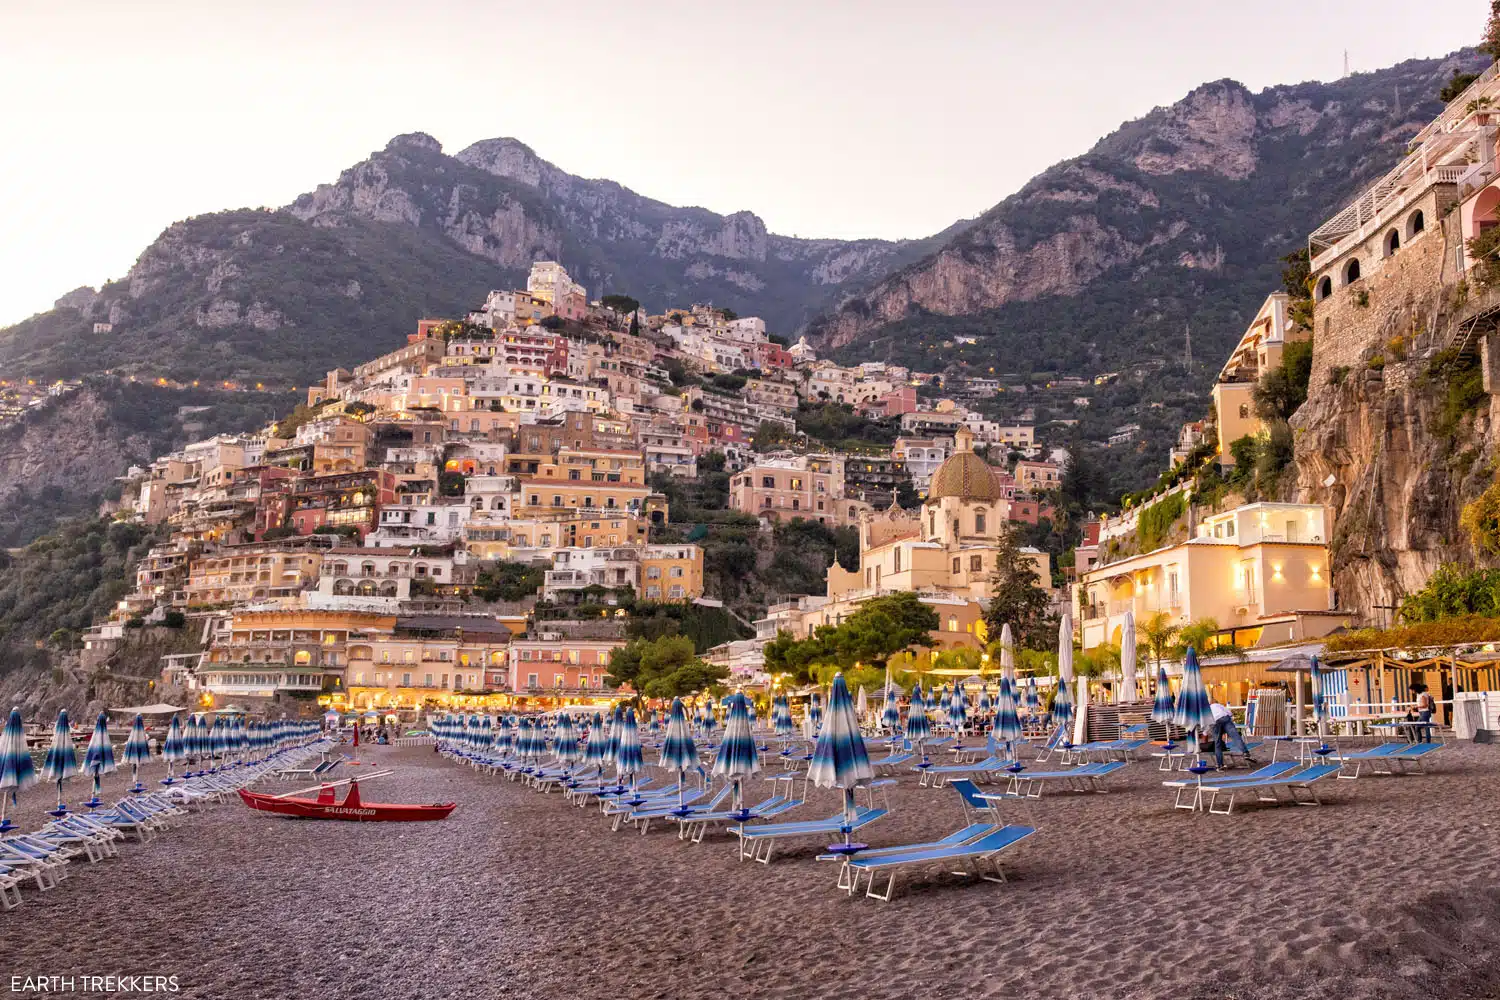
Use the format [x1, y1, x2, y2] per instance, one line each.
[1162, 761, 1300, 811]
[613, 784, 734, 834]
[1006, 760, 1125, 798]
[736, 806, 888, 864]
[1336, 742, 1444, 778]
[1197, 764, 1341, 815]
[842, 824, 1038, 901]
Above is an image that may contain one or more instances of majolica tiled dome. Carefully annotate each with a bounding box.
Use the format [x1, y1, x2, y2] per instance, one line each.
[927, 428, 1001, 501]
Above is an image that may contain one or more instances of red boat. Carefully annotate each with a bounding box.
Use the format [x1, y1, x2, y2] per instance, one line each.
[238, 779, 456, 822]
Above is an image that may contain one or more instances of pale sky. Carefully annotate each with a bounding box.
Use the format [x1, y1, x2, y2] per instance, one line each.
[0, 0, 1483, 325]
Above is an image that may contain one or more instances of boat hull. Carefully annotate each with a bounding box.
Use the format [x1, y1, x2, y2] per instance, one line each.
[238, 788, 456, 821]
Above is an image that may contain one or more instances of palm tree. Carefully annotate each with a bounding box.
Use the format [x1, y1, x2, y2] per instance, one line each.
[1176, 617, 1247, 662]
[1139, 612, 1182, 672]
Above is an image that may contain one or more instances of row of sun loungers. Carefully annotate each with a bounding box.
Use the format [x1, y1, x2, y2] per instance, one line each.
[0, 739, 332, 912]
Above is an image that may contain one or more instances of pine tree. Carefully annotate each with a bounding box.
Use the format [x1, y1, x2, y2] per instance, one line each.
[983, 529, 1058, 650]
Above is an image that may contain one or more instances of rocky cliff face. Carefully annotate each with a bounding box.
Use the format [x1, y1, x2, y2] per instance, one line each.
[1290, 278, 1498, 618]
[288, 132, 955, 334]
[808, 53, 1490, 368]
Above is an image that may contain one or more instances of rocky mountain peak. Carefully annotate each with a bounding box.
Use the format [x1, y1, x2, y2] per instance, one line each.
[455, 137, 547, 187]
[385, 132, 442, 154]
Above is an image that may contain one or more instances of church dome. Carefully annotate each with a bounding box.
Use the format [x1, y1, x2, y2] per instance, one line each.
[927, 428, 1001, 501]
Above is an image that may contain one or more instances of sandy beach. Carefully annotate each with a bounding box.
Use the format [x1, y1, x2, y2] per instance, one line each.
[7, 740, 1500, 1000]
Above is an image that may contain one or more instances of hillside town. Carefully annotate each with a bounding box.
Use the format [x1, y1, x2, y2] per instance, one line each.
[79, 258, 1082, 719]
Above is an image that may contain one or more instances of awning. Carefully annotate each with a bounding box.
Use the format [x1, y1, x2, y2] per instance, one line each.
[108, 703, 187, 715]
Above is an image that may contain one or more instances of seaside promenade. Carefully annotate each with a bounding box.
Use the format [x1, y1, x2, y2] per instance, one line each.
[8, 741, 1500, 999]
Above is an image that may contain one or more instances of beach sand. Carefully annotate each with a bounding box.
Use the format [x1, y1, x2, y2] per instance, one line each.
[6, 741, 1500, 1000]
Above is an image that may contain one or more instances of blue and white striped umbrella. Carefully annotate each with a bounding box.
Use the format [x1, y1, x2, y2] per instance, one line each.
[209, 717, 229, 763]
[1050, 676, 1074, 734]
[604, 707, 622, 770]
[121, 714, 151, 793]
[772, 695, 794, 737]
[808, 674, 873, 845]
[881, 685, 900, 732]
[660, 699, 698, 813]
[493, 717, 514, 756]
[977, 687, 993, 717]
[1173, 646, 1214, 758]
[160, 714, 185, 784]
[83, 711, 116, 806]
[659, 699, 698, 772]
[0, 707, 37, 830]
[949, 681, 969, 734]
[1311, 654, 1327, 733]
[41, 709, 79, 814]
[992, 675, 1023, 748]
[808, 691, 823, 732]
[615, 708, 644, 786]
[905, 684, 931, 745]
[699, 702, 718, 742]
[1151, 665, 1176, 726]
[714, 691, 761, 818]
[1025, 677, 1041, 715]
[581, 713, 606, 775]
[554, 714, 580, 767]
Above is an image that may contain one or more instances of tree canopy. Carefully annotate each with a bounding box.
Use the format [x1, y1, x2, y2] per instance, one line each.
[982, 530, 1057, 650]
[606, 633, 729, 699]
[762, 592, 939, 683]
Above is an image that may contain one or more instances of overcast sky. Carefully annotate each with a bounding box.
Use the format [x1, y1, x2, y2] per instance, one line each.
[0, 0, 1483, 325]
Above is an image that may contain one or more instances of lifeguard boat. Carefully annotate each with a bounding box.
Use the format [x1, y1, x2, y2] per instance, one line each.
[238, 773, 455, 822]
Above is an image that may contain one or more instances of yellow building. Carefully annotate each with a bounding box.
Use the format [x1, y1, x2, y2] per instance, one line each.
[519, 475, 651, 515]
[640, 544, 705, 601]
[184, 542, 325, 607]
[828, 428, 1046, 605]
[346, 617, 515, 710]
[1078, 501, 1345, 651]
[1211, 293, 1308, 464]
[464, 511, 649, 561]
[200, 607, 396, 700]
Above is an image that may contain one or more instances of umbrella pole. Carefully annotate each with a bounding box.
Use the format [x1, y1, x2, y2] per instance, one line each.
[0, 790, 11, 832]
[51, 779, 66, 817]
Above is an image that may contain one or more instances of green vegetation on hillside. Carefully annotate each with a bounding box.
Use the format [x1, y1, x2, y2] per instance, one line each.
[0, 519, 159, 677]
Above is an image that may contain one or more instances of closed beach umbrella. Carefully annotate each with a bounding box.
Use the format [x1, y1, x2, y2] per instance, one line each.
[700, 702, 718, 742]
[713, 692, 762, 819]
[905, 683, 931, 766]
[1311, 654, 1327, 738]
[1152, 665, 1176, 725]
[0, 707, 37, 831]
[161, 714, 185, 784]
[808, 691, 823, 732]
[659, 698, 698, 815]
[977, 687, 993, 718]
[1025, 677, 1040, 716]
[808, 673, 874, 850]
[553, 714, 580, 769]
[83, 711, 117, 808]
[494, 717, 514, 757]
[1120, 611, 1139, 704]
[615, 708, 644, 800]
[1050, 675, 1074, 735]
[949, 681, 969, 736]
[580, 713, 606, 778]
[604, 707, 622, 773]
[41, 709, 79, 816]
[1173, 646, 1215, 762]
[121, 714, 151, 793]
[773, 694, 794, 737]
[881, 684, 900, 733]
[856, 685, 869, 720]
[993, 675, 1023, 751]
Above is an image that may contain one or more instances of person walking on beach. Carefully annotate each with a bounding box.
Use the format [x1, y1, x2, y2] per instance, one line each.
[1412, 684, 1436, 743]
[1208, 700, 1253, 768]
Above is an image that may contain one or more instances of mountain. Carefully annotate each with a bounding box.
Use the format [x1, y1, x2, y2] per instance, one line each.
[808, 50, 1491, 376]
[0, 133, 959, 385]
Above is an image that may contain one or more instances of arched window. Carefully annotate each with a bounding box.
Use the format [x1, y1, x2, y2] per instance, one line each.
[1344, 258, 1361, 285]
[947, 616, 958, 632]
[1316, 276, 1332, 301]
[1408, 209, 1425, 237]
[1384, 229, 1400, 257]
